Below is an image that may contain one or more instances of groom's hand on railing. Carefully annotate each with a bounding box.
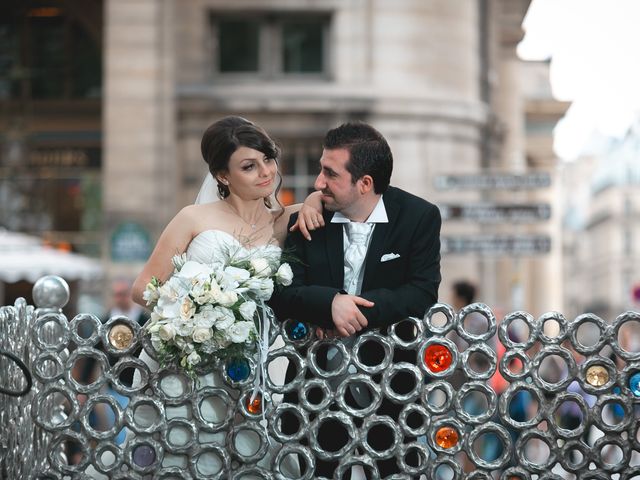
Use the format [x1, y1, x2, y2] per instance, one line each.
[315, 327, 339, 340]
[331, 294, 373, 337]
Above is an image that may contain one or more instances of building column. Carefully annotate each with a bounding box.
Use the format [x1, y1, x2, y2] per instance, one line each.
[492, 0, 533, 313]
[103, 0, 177, 280]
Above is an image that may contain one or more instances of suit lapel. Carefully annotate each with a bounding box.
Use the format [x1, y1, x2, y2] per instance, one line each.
[325, 214, 344, 288]
[362, 192, 400, 291]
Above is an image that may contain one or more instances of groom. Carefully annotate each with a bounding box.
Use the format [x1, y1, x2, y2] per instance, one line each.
[271, 121, 442, 478]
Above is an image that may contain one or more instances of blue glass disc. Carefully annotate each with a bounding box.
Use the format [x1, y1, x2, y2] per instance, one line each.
[629, 372, 640, 397]
[287, 321, 308, 340]
[226, 357, 250, 382]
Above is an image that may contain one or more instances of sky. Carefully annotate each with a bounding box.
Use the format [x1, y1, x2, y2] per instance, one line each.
[517, 0, 640, 160]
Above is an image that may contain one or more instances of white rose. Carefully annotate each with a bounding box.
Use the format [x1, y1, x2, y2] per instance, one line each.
[174, 318, 195, 337]
[187, 351, 201, 365]
[245, 277, 264, 295]
[191, 280, 211, 304]
[158, 324, 176, 341]
[239, 300, 257, 321]
[206, 282, 223, 303]
[180, 297, 196, 320]
[193, 306, 217, 328]
[275, 263, 293, 286]
[192, 327, 213, 343]
[257, 278, 274, 300]
[213, 306, 235, 330]
[250, 258, 272, 277]
[217, 290, 238, 307]
[226, 321, 255, 343]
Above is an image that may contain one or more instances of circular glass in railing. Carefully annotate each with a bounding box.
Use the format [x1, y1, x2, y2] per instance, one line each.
[629, 372, 640, 396]
[285, 320, 308, 341]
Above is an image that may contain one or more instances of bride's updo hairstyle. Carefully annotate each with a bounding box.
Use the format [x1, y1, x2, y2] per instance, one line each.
[201, 116, 283, 210]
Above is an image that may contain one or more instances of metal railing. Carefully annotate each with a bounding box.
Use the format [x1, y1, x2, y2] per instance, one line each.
[1, 275, 639, 479]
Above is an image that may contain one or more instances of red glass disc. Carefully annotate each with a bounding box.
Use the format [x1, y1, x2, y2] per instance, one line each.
[424, 344, 453, 373]
[435, 426, 459, 449]
[247, 394, 262, 414]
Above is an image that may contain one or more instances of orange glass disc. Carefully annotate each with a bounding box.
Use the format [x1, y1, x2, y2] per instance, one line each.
[424, 344, 453, 372]
[435, 426, 459, 449]
[247, 394, 262, 414]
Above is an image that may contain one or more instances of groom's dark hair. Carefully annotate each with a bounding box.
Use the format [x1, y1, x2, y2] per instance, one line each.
[323, 122, 393, 194]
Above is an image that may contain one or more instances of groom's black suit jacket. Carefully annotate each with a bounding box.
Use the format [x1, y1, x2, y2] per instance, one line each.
[272, 186, 442, 332]
[271, 186, 441, 476]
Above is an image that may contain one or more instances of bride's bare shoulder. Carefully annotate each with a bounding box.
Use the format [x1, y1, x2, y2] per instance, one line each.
[171, 203, 228, 231]
[180, 202, 226, 218]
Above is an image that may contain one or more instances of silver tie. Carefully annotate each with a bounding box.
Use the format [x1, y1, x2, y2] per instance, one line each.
[326, 222, 373, 408]
[344, 222, 372, 294]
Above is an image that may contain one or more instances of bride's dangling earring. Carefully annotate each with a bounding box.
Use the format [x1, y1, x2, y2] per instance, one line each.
[217, 178, 230, 199]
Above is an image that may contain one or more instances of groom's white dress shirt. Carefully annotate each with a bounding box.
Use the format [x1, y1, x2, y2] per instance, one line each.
[327, 196, 388, 411]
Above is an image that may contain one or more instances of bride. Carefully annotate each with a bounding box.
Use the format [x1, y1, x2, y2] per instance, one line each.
[128, 116, 324, 477]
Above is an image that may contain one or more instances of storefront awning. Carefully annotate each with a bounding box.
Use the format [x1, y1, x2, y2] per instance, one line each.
[0, 229, 103, 283]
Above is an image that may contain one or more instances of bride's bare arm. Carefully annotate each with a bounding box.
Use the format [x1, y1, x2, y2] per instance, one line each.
[131, 206, 198, 306]
[291, 191, 325, 237]
[273, 191, 324, 245]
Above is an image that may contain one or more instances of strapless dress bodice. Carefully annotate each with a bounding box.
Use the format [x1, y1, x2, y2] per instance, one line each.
[186, 229, 282, 265]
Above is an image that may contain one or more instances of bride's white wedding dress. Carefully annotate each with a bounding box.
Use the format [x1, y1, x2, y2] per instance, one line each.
[90, 230, 297, 478]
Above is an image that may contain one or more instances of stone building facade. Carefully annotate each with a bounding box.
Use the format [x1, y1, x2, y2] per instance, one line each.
[104, 0, 564, 314]
[2, 0, 572, 315]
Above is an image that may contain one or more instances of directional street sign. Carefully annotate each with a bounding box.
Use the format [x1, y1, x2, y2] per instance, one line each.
[434, 173, 551, 190]
[439, 203, 551, 223]
[441, 235, 551, 255]
[436, 172, 553, 255]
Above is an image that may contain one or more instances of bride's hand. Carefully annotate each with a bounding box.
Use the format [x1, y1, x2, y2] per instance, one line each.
[290, 191, 325, 240]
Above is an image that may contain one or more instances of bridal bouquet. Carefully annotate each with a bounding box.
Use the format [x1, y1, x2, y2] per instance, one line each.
[142, 247, 293, 374]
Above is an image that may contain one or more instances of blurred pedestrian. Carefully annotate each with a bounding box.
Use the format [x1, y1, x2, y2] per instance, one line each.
[452, 280, 487, 336]
[104, 278, 149, 327]
[451, 280, 476, 311]
[449, 280, 491, 375]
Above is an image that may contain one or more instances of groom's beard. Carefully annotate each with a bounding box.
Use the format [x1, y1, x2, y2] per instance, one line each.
[322, 200, 340, 212]
[320, 192, 340, 212]
[320, 190, 344, 212]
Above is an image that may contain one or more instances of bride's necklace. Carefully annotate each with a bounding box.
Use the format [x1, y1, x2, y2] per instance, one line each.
[223, 201, 270, 230]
